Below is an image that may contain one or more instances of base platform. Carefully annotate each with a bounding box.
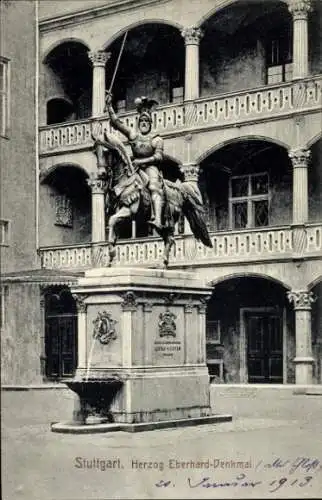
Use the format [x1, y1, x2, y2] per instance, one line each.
[51, 413, 232, 434]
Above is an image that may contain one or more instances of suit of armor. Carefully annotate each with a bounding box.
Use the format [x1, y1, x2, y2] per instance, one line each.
[106, 96, 164, 230]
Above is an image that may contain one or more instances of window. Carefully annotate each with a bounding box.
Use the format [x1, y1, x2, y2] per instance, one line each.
[0, 57, 10, 137]
[229, 173, 270, 229]
[0, 219, 11, 246]
[206, 320, 221, 344]
[0, 285, 9, 329]
[266, 28, 292, 84]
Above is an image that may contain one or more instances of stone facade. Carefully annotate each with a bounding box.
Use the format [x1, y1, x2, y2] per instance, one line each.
[1, 0, 321, 386]
[0, 0, 38, 274]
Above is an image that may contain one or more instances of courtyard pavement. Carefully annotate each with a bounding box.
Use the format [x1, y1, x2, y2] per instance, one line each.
[2, 387, 322, 500]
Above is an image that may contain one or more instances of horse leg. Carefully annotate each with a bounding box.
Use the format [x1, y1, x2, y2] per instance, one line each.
[107, 206, 132, 266]
[163, 229, 175, 268]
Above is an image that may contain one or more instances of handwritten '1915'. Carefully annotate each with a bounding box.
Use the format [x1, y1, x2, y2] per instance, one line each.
[155, 473, 314, 492]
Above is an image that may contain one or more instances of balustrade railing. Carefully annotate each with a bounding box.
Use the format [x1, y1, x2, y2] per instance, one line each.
[39, 76, 322, 154]
[39, 224, 322, 270]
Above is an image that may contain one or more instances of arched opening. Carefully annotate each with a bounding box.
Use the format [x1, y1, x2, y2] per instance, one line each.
[39, 165, 91, 246]
[199, 139, 291, 232]
[308, 138, 322, 223]
[105, 23, 184, 112]
[206, 276, 293, 384]
[46, 97, 74, 125]
[199, 1, 292, 97]
[311, 280, 322, 383]
[44, 41, 91, 123]
[44, 287, 77, 380]
[309, 1, 322, 76]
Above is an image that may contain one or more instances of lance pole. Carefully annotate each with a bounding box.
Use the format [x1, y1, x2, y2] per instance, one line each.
[107, 30, 128, 95]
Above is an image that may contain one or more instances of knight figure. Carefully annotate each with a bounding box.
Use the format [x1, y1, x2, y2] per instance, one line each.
[105, 92, 164, 231]
[91, 92, 212, 267]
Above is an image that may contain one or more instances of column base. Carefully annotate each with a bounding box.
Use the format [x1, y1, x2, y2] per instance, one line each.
[294, 356, 314, 385]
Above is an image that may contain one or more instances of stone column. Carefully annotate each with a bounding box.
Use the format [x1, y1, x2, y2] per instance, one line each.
[121, 292, 137, 371]
[197, 297, 209, 365]
[73, 294, 88, 371]
[181, 27, 203, 101]
[181, 163, 200, 234]
[88, 51, 111, 117]
[287, 290, 315, 384]
[288, 0, 312, 79]
[289, 148, 310, 225]
[39, 288, 47, 379]
[87, 177, 107, 243]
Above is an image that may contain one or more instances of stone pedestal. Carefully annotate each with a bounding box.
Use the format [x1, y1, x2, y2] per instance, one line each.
[71, 267, 213, 424]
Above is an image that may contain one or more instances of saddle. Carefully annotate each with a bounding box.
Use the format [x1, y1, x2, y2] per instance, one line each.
[114, 170, 150, 207]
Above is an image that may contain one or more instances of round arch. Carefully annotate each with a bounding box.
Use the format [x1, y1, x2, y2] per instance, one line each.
[196, 0, 239, 28]
[40, 162, 89, 184]
[197, 135, 290, 164]
[306, 132, 322, 150]
[207, 272, 291, 291]
[102, 19, 183, 50]
[308, 275, 322, 291]
[42, 38, 90, 63]
[196, 0, 288, 28]
[45, 95, 73, 107]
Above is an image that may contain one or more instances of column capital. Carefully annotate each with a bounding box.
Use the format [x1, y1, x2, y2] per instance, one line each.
[287, 290, 316, 310]
[87, 177, 107, 194]
[197, 296, 210, 314]
[288, 148, 311, 167]
[181, 27, 203, 45]
[288, 0, 313, 19]
[121, 291, 138, 311]
[181, 163, 200, 182]
[72, 294, 88, 313]
[88, 50, 111, 67]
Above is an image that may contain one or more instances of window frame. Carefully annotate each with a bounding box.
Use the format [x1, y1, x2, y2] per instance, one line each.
[206, 319, 221, 344]
[0, 285, 9, 330]
[266, 31, 293, 84]
[229, 172, 270, 230]
[0, 218, 11, 246]
[0, 56, 10, 138]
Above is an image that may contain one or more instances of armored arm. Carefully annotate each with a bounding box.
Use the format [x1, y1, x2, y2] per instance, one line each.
[105, 93, 134, 140]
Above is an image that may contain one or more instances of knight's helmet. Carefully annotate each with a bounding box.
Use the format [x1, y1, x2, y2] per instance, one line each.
[134, 96, 158, 124]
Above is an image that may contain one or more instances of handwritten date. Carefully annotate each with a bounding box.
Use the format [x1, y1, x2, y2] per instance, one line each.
[155, 473, 314, 492]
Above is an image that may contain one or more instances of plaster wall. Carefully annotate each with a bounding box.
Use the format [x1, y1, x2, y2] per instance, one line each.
[206, 280, 293, 383]
[308, 141, 322, 223]
[39, 65, 71, 126]
[39, 183, 91, 247]
[1, 283, 42, 385]
[312, 284, 322, 384]
[126, 69, 171, 109]
[198, 259, 322, 293]
[0, 0, 38, 273]
[310, 2, 322, 76]
[201, 38, 265, 97]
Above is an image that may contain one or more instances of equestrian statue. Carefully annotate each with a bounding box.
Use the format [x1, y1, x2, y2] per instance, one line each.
[91, 91, 212, 267]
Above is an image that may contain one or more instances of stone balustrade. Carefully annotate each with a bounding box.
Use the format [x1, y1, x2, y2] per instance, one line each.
[39, 76, 321, 155]
[39, 223, 322, 270]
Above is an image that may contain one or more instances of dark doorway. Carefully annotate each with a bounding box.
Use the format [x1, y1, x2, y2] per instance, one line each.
[246, 310, 283, 383]
[45, 287, 77, 379]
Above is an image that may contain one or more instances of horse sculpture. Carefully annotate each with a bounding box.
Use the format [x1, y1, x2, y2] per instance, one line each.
[92, 129, 212, 267]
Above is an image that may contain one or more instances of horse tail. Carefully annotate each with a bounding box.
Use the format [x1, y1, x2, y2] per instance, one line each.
[181, 182, 213, 248]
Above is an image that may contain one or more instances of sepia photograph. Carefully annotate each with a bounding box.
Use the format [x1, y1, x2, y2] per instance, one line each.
[1, 0, 322, 498]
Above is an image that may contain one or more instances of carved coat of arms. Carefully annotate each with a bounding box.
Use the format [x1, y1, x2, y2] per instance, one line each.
[93, 311, 117, 345]
[158, 311, 177, 337]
